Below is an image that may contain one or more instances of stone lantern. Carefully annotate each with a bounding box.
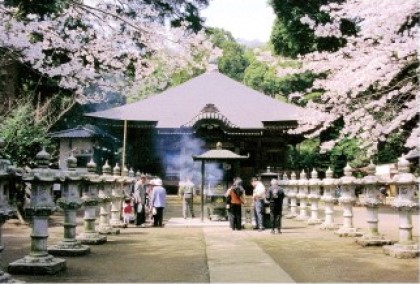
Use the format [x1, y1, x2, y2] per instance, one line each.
[48, 153, 90, 256]
[335, 163, 362, 237]
[8, 147, 66, 275]
[76, 158, 107, 245]
[0, 138, 16, 282]
[285, 172, 298, 219]
[355, 161, 393, 246]
[98, 161, 120, 234]
[280, 172, 289, 214]
[110, 164, 127, 229]
[320, 167, 339, 230]
[307, 169, 322, 225]
[383, 156, 419, 258]
[296, 170, 309, 221]
[123, 168, 135, 197]
[0, 143, 14, 251]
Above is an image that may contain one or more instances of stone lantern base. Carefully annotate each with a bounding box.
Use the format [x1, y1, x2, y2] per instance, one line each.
[355, 234, 394, 247]
[295, 215, 309, 221]
[0, 270, 15, 282]
[77, 232, 107, 245]
[98, 224, 120, 235]
[319, 223, 339, 231]
[307, 218, 323, 225]
[48, 240, 91, 256]
[285, 212, 298, 219]
[334, 227, 363, 237]
[8, 255, 66, 275]
[383, 242, 420, 259]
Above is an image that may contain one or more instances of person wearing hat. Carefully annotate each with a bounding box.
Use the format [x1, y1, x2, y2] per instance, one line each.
[149, 178, 167, 227]
[133, 174, 147, 226]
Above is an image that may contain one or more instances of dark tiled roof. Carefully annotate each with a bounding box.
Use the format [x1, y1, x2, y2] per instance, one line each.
[86, 71, 308, 129]
[49, 124, 119, 141]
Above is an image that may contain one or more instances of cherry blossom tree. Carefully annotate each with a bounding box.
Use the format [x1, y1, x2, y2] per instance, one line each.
[289, 0, 419, 159]
[0, 0, 217, 103]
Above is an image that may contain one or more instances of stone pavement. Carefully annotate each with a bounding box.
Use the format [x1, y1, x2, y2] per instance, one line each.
[0, 196, 419, 283]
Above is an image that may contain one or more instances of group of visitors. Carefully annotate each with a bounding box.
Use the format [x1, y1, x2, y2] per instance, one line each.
[225, 176, 285, 234]
[124, 173, 284, 234]
[123, 174, 167, 228]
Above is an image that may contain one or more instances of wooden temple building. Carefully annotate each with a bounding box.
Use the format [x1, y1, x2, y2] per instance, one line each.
[86, 70, 308, 191]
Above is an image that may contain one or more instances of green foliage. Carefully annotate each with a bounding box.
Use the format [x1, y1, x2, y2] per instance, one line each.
[217, 41, 249, 82]
[287, 137, 367, 177]
[329, 138, 367, 174]
[0, 103, 52, 167]
[269, 0, 350, 57]
[376, 129, 412, 165]
[170, 67, 204, 87]
[243, 57, 314, 99]
[207, 28, 250, 82]
[4, 0, 68, 18]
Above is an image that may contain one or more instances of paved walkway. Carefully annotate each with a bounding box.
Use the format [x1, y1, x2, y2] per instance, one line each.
[0, 197, 419, 283]
[166, 217, 294, 282]
[203, 227, 295, 283]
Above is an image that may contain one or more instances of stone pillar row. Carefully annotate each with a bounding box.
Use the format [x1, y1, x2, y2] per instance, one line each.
[5, 147, 136, 275]
[281, 156, 419, 259]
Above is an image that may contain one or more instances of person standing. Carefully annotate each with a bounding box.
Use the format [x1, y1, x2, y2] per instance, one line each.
[133, 174, 147, 226]
[178, 177, 195, 219]
[122, 198, 134, 225]
[251, 177, 266, 231]
[225, 177, 245, 230]
[150, 178, 166, 227]
[267, 178, 285, 234]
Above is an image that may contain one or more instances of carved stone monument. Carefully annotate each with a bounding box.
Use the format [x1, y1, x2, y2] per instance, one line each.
[0, 138, 17, 281]
[98, 161, 120, 234]
[307, 169, 322, 225]
[383, 157, 419, 258]
[296, 170, 309, 221]
[335, 164, 362, 237]
[8, 147, 66, 275]
[285, 172, 298, 219]
[110, 164, 127, 229]
[319, 167, 339, 230]
[48, 153, 90, 255]
[76, 159, 107, 244]
[356, 161, 393, 246]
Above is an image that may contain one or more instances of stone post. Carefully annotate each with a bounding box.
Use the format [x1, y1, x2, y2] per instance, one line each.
[76, 159, 107, 245]
[319, 167, 339, 230]
[335, 164, 362, 237]
[285, 172, 298, 219]
[48, 153, 90, 256]
[307, 169, 322, 225]
[98, 161, 120, 234]
[296, 170, 309, 221]
[355, 161, 393, 246]
[110, 164, 127, 229]
[280, 172, 289, 215]
[0, 138, 17, 281]
[8, 147, 66, 275]
[383, 156, 419, 258]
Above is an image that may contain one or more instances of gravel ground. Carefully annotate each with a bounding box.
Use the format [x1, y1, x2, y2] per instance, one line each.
[1, 196, 419, 283]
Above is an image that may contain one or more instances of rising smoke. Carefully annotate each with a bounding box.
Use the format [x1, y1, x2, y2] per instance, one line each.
[160, 135, 224, 192]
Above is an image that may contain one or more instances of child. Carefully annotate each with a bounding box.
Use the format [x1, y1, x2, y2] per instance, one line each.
[123, 198, 133, 225]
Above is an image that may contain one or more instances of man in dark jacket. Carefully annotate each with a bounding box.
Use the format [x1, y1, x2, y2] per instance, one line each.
[267, 178, 285, 234]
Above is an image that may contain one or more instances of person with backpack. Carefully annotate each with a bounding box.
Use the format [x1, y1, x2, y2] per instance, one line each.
[267, 178, 285, 234]
[225, 177, 245, 230]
